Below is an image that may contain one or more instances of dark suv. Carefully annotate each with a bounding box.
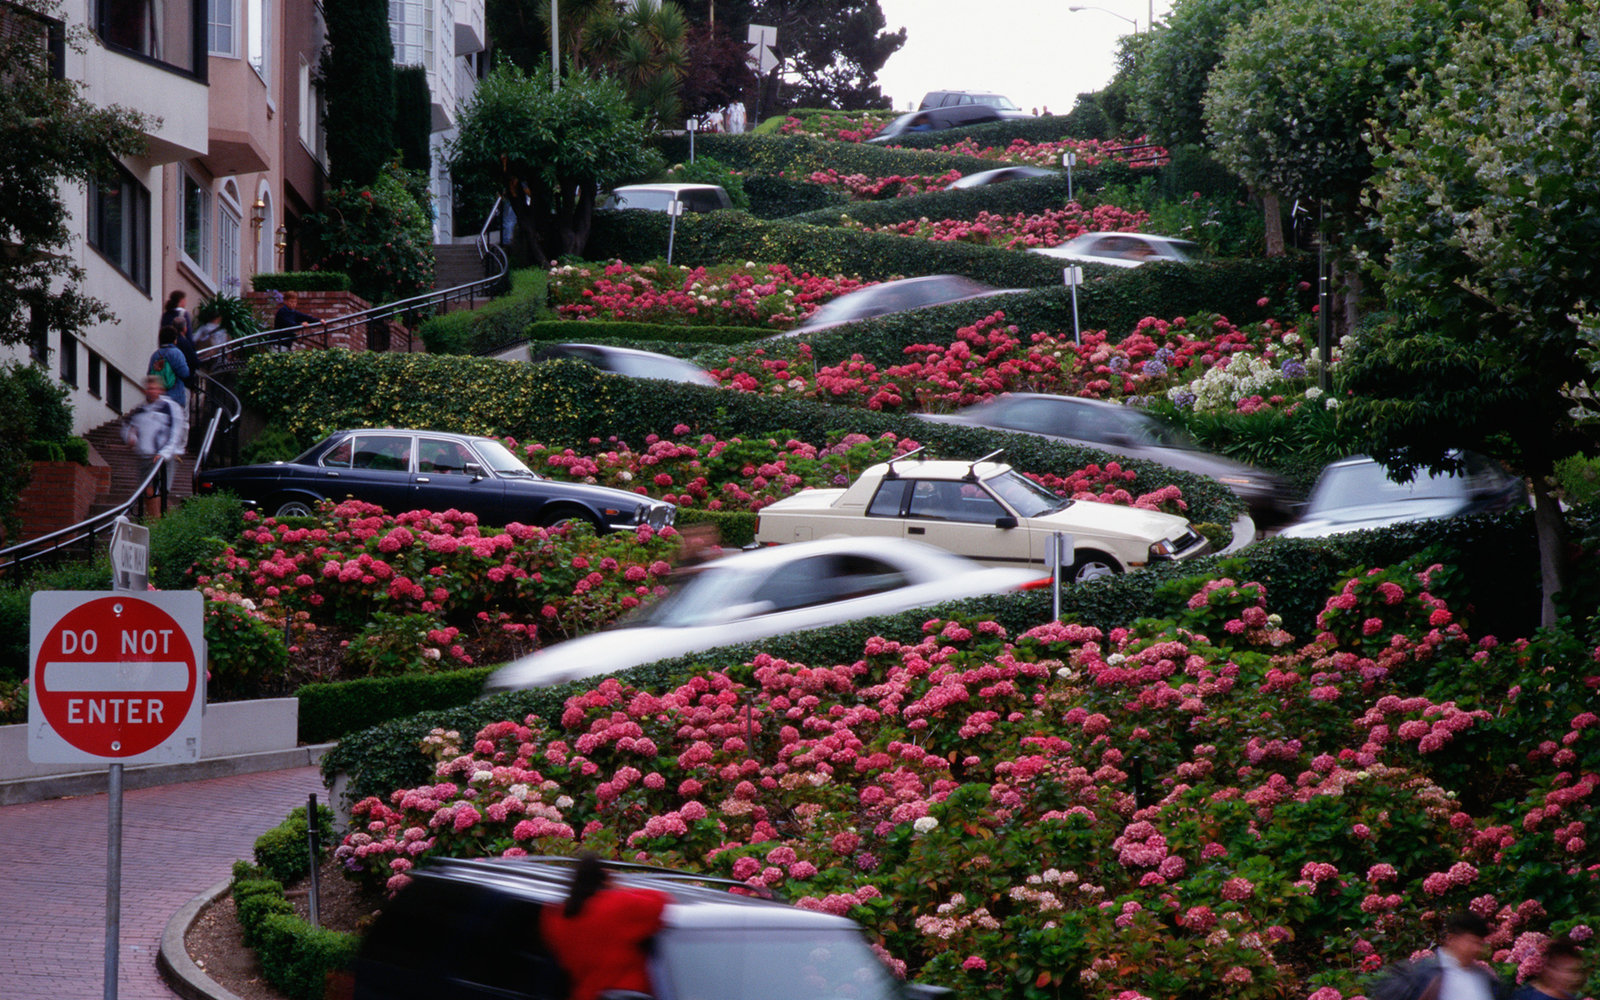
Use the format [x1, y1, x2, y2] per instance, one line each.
[916, 91, 1032, 118]
[351, 857, 950, 1000]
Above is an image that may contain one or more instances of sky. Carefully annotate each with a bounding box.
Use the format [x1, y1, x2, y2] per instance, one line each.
[872, 0, 1174, 116]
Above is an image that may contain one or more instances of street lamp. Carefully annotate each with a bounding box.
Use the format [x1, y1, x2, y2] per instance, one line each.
[1068, 4, 1139, 32]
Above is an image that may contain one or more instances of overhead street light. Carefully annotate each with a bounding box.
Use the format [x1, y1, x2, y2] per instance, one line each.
[1068, 4, 1140, 33]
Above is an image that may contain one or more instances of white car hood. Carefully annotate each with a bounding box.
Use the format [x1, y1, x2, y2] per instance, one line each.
[1031, 498, 1191, 540]
[1277, 498, 1467, 539]
[485, 627, 703, 690]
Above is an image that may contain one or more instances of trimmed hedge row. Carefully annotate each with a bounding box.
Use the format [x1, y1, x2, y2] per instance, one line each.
[525, 319, 771, 346]
[236, 352, 1243, 526]
[585, 210, 1075, 289]
[251, 272, 353, 292]
[418, 268, 551, 356]
[743, 174, 850, 219]
[674, 508, 757, 547]
[296, 666, 496, 744]
[321, 505, 1555, 803]
[652, 133, 998, 179]
[776, 256, 1316, 367]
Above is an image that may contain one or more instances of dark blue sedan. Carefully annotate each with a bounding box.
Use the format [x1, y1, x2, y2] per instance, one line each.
[195, 428, 675, 532]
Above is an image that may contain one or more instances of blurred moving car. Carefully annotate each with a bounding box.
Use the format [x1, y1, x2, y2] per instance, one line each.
[947, 166, 1058, 189]
[784, 275, 1019, 334]
[918, 90, 1034, 118]
[529, 343, 718, 386]
[1277, 453, 1527, 539]
[483, 537, 1041, 690]
[1031, 232, 1199, 268]
[752, 452, 1210, 581]
[600, 183, 732, 213]
[351, 856, 946, 1000]
[917, 394, 1292, 521]
[195, 427, 675, 531]
[866, 105, 1003, 143]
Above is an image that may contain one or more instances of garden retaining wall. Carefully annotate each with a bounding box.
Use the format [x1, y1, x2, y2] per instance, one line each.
[15, 460, 111, 540]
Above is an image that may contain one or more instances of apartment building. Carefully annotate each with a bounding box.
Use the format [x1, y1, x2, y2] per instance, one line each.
[4, 0, 325, 435]
[389, 0, 485, 239]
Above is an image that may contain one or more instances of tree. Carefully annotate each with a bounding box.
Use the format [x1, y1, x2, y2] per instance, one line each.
[1128, 0, 1274, 147]
[754, 0, 904, 113]
[1202, 0, 1459, 282]
[0, 0, 147, 351]
[677, 22, 755, 122]
[1338, 0, 1600, 628]
[393, 65, 433, 175]
[449, 67, 660, 265]
[322, 0, 396, 188]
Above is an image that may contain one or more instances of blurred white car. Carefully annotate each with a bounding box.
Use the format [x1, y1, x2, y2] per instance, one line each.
[947, 166, 1058, 189]
[1277, 453, 1527, 539]
[782, 275, 1021, 335]
[1031, 232, 1199, 268]
[529, 343, 718, 386]
[483, 537, 1041, 690]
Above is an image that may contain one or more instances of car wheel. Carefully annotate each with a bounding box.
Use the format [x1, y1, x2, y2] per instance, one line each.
[272, 497, 316, 518]
[539, 507, 602, 533]
[1068, 550, 1122, 582]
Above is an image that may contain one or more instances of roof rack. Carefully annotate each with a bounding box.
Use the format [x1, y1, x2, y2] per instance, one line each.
[964, 449, 1005, 482]
[884, 446, 926, 480]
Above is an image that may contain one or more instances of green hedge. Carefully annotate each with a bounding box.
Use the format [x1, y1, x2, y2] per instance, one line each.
[585, 210, 1075, 288]
[296, 666, 495, 743]
[237, 352, 1242, 527]
[251, 272, 353, 292]
[23, 436, 90, 463]
[417, 268, 551, 355]
[253, 804, 336, 883]
[321, 504, 1557, 803]
[774, 256, 1315, 367]
[148, 493, 246, 591]
[525, 319, 772, 346]
[232, 862, 357, 1000]
[651, 133, 998, 179]
[743, 174, 850, 219]
[675, 508, 757, 547]
[0, 557, 113, 682]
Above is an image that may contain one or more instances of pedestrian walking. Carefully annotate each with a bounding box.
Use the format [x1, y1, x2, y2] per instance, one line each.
[148, 325, 191, 406]
[272, 290, 323, 350]
[123, 374, 187, 495]
[160, 290, 193, 338]
[1370, 912, 1510, 1000]
[1512, 937, 1586, 1000]
[540, 853, 669, 1000]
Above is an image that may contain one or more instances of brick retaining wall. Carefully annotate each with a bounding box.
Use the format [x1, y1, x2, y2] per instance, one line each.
[15, 461, 111, 540]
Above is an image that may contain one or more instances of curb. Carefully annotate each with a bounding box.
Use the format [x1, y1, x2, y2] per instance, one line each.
[1220, 511, 1257, 555]
[0, 744, 334, 807]
[158, 878, 245, 1000]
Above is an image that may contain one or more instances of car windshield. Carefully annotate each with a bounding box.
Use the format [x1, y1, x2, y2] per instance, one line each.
[983, 470, 1071, 517]
[656, 927, 902, 1000]
[983, 95, 1019, 110]
[1310, 461, 1468, 511]
[472, 439, 541, 478]
[1123, 412, 1200, 449]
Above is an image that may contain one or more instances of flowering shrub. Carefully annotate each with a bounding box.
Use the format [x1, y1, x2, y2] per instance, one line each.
[709, 309, 1323, 414]
[335, 553, 1600, 999]
[192, 500, 683, 687]
[804, 168, 964, 200]
[774, 109, 898, 142]
[918, 136, 1169, 169]
[844, 202, 1148, 250]
[548, 260, 870, 328]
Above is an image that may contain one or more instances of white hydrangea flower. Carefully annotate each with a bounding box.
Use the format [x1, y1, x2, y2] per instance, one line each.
[913, 816, 939, 834]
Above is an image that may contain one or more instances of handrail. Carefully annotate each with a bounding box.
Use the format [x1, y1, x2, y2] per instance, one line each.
[0, 202, 511, 573]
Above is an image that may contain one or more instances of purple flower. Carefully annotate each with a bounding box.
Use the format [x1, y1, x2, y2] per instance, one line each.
[1281, 359, 1308, 378]
[1142, 359, 1167, 377]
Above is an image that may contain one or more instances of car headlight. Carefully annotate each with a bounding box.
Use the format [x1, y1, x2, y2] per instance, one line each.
[633, 506, 647, 524]
[1149, 537, 1181, 559]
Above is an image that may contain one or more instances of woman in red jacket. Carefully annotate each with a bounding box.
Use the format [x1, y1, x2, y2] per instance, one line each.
[542, 854, 671, 1000]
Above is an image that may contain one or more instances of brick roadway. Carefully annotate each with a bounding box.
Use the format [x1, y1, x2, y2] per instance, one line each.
[0, 766, 329, 1000]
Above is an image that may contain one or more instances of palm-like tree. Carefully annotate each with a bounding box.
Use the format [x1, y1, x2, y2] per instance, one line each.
[542, 0, 690, 127]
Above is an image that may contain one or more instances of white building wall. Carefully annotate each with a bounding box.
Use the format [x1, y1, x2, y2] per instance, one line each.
[393, 0, 483, 241]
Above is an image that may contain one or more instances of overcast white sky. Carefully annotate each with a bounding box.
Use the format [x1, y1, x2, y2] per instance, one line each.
[872, 0, 1174, 116]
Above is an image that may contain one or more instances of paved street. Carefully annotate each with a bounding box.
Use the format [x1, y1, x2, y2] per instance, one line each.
[0, 765, 328, 1000]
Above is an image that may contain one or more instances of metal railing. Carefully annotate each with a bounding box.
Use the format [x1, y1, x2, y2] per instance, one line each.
[0, 200, 511, 573]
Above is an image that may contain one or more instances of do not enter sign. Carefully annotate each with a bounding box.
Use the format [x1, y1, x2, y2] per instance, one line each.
[29, 591, 205, 764]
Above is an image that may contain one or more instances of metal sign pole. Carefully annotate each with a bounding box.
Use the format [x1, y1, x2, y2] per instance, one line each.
[1062, 151, 1076, 202]
[666, 199, 683, 265]
[1063, 266, 1083, 346]
[105, 762, 123, 1000]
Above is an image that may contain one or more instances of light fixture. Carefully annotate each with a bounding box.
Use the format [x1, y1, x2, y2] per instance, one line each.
[250, 198, 267, 233]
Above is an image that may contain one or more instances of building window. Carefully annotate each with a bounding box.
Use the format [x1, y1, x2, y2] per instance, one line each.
[208, 0, 236, 56]
[179, 169, 211, 276]
[218, 180, 242, 290]
[87, 164, 151, 292]
[298, 56, 318, 150]
[95, 0, 203, 75]
[59, 330, 77, 388]
[108, 369, 123, 412]
[254, 187, 273, 273]
[88, 352, 103, 398]
[389, 0, 432, 67]
[246, 0, 270, 84]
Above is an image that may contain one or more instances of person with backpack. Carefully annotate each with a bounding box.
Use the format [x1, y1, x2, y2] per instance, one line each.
[123, 374, 188, 495]
[1369, 912, 1510, 1000]
[160, 291, 193, 339]
[148, 325, 191, 406]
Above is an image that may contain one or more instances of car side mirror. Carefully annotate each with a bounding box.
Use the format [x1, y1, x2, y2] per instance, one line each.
[464, 462, 486, 481]
[995, 515, 1019, 529]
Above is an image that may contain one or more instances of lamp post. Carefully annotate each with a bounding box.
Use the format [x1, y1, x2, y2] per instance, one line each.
[550, 0, 559, 90]
[1067, 4, 1139, 32]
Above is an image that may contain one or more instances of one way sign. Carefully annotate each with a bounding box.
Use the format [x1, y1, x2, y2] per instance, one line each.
[747, 24, 778, 74]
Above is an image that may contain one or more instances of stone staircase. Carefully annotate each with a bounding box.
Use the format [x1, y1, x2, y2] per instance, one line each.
[433, 243, 491, 298]
[83, 416, 195, 521]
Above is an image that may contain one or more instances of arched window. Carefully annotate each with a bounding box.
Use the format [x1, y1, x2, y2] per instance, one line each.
[218, 180, 242, 290]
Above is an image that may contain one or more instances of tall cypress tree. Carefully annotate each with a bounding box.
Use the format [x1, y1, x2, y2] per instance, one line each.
[322, 0, 396, 188]
[392, 65, 433, 175]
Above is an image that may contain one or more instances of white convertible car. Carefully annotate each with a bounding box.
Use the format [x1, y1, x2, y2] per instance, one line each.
[753, 451, 1211, 580]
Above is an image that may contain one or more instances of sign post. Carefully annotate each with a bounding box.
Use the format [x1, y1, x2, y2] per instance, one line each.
[1062, 150, 1077, 201]
[665, 198, 685, 266]
[29, 591, 204, 1000]
[1045, 531, 1075, 621]
[1062, 266, 1084, 346]
[109, 517, 149, 593]
[746, 24, 778, 125]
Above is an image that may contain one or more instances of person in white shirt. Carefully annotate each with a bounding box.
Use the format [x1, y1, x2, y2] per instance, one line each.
[123, 375, 188, 494]
[1370, 912, 1508, 1000]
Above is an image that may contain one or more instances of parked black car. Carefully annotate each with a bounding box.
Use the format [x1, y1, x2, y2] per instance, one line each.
[351, 856, 947, 1000]
[195, 428, 675, 531]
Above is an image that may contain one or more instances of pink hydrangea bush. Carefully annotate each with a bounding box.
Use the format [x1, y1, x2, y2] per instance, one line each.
[548, 261, 869, 328]
[845, 202, 1148, 250]
[804, 168, 964, 200]
[775, 110, 897, 142]
[335, 558, 1600, 999]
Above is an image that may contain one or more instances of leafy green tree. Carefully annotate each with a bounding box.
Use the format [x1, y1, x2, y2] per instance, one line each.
[449, 66, 659, 265]
[1339, 0, 1600, 627]
[305, 161, 435, 306]
[753, 0, 904, 112]
[322, 0, 396, 187]
[0, 0, 147, 351]
[1129, 0, 1273, 147]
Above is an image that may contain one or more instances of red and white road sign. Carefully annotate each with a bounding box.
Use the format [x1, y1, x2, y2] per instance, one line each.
[28, 591, 205, 765]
